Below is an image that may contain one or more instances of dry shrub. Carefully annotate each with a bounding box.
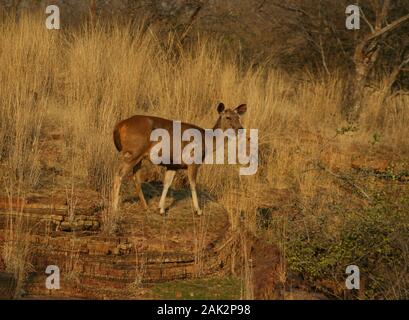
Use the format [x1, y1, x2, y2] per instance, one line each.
[0, 12, 57, 189]
[1, 191, 35, 299]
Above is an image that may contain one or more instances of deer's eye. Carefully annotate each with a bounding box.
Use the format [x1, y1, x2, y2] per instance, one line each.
[226, 117, 231, 120]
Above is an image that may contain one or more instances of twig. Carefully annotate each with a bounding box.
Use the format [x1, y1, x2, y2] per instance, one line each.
[179, 1, 207, 44]
[360, 7, 375, 33]
[315, 161, 371, 201]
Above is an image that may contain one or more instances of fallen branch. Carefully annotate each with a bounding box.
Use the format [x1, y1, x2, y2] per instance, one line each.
[309, 161, 372, 202]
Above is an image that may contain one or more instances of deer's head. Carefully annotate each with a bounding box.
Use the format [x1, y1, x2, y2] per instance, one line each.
[214, 102, 247, 131]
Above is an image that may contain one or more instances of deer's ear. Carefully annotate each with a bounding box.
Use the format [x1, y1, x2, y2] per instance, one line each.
[234, 104, 247, 115]
[217, 102, 225, 114]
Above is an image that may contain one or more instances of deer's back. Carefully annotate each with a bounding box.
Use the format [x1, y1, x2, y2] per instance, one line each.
[113, 115, 205, 167]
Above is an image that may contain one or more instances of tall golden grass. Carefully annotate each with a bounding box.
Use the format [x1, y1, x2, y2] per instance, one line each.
[1, 12, 408, 299]
[0, 12, 57, 297]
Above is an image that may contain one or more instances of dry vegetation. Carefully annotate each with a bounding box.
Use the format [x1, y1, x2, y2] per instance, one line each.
[0, 11, 409, 299]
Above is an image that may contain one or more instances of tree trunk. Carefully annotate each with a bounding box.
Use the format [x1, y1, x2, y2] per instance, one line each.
[342, 3, 409, 123]
[343, 41, 380, 122]
[90, 0, 97, 28]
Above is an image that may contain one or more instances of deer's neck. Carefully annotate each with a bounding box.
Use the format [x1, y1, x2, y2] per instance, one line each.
[207, 118, 225, 155]
[212, 118, 221, 131]
[201, 119, 222, 162]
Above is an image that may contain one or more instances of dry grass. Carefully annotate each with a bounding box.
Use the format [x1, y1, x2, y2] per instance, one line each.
[0, 12, 55, 298]
[1, 189, 35, 298]
[0, 12, 408, 299]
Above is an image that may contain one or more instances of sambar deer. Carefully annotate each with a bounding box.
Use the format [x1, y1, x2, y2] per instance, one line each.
[112, 102, 247, 215]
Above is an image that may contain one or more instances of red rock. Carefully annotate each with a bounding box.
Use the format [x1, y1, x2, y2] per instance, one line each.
[351, 157, 389, 173]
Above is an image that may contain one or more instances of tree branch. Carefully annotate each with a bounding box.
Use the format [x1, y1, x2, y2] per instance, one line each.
[365, 12, 409, 43]
[360, 7, 375, 33]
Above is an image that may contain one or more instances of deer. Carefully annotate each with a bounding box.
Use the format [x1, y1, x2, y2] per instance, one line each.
[112, 102, 247, 215]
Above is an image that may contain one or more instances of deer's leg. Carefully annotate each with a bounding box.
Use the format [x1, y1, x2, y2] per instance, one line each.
[112, 160, 133, 212]
[112, 152, 143, 212]
[132, 163, 148, 209]
[187, 165, 202, 215]
[159, 170, 176, 215]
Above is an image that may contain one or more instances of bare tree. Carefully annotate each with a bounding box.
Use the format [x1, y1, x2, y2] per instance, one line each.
[346, 1, 409, 121]
[270, 1, 409, 122]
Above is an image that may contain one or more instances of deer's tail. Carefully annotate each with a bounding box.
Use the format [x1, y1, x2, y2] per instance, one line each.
[113, 126, 122, 152]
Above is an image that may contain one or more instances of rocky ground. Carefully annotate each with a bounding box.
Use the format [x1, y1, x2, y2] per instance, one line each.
[0, 180, 236, 299]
